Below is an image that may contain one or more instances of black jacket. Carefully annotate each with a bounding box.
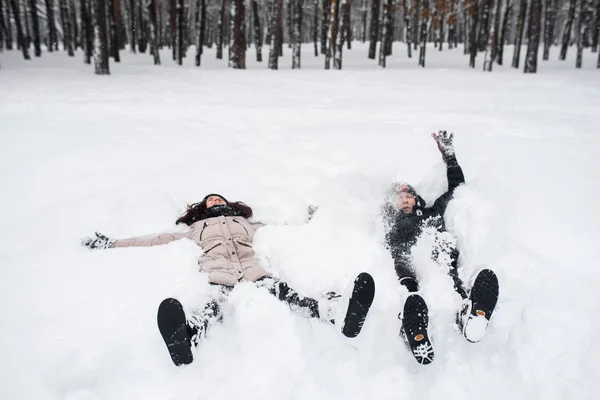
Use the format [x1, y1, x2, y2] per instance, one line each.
[384, 160, 465, 259]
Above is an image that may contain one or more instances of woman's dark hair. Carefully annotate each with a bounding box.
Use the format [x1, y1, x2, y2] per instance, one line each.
[175, 197, 253, 226]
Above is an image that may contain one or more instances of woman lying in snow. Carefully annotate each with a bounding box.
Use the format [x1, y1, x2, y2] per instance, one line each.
[82, 194, 375, 366]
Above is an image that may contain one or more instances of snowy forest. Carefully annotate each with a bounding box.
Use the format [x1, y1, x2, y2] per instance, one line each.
[0, 0, 599, 73]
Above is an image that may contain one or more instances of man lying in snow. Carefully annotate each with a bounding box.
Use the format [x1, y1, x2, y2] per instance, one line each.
[82, 194, 375, 366]
[381, 131, 499, 365]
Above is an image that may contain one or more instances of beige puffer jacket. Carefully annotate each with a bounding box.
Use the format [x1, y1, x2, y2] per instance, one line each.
[113, 215, 267, 286]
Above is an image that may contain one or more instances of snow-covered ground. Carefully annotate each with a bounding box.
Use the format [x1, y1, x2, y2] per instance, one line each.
[1, 43, 599, 400]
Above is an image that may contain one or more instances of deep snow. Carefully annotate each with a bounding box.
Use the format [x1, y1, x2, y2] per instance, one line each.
[1, 43, 600, 400]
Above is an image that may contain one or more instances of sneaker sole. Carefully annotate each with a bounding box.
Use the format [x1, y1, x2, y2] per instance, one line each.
[341, 272, 375, 338]
[402, 294, 434, 365]
[463, 269, 499, 343]
[157, 298, 193, 366]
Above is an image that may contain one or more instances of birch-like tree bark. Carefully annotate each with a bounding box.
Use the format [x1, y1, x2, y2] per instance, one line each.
[524, 0, 541, 73]
[418, 0, 430, 67]
[130, 0, 137, 52]
[60, 0, 74, 55]
[313, 0, 320, 55]
[575, 0, 586, 68]
[559, 0, 576, 60]
[497, 0, 511, 65]
[478, 0, 491, 51]
[269, 0, 283, 68]
[403, 0, 413, 57]
[468, 0, 479, 67]
[321, 0, 331, 54]
[592, 0, 600, 51]
[334, 0, 347, 68]
[176, 0, 184, 65]
[368, 0, 380, 59]
[216, 0, 227, 59]
[81, 0, 93, 63]
[324, 0, 338, 69]
[542, 0, 554, 60]
[229, 0, 246, 68]
[150, 0, 161, 64]
[94, 0, 110, 74]
[252, 0, 263, 61]
[511, 0, 527, 68]
[109, 0, 121, 61]
[292, 0, 302, 68]
[9, 0, 30, 59]
[379, 0, 391, 66]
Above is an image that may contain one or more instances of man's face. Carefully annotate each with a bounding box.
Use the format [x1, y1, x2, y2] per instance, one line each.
[396, 191, 416, 214]
[206, 196, 226, 209]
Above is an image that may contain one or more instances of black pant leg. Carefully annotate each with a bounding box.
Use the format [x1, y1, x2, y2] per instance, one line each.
[393, 254, 420, 292]
[448, 248, 467, 299]
[255, 277, 320, 318]
[188, 284, 231, 341]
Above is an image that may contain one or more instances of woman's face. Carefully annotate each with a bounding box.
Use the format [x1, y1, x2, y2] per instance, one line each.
[205, 196, 227, 209]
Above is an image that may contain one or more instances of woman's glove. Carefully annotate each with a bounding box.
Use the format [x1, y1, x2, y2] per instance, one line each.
[432, 130, 457, 165]
[82, 232, 115, 250]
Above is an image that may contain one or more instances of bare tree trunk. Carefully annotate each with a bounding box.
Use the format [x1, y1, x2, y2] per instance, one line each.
[130, 0, 137, 52]
[9, 0, 30, 58]
[229, 0, 245, 68]
[176, 0, 184, 65]
[70, 0, 79, 49]
[321, 0, 330, 54]
[345, 0, 351, 49]
[464, 6, 470, 54]
[524, 0, 541, 72]
[512, 0, 527, 68]
[287, 0, 293, 48]
[418, 0, 429, 67]
[325, 0, 339, 69]
[252, 0, 263, 61]
[292, 0, 302, 68]
[542, 0, 553, 60]
[24, 0, 31, 49]
[413, 0, 420, 49]
[94, 0, 110, 74]
[484, 0, 499, 70]
[469, 0, 479, 67]
[216, 0, 226, 59]
[109, 0, 120, 61]
[28, 0, 41, 56]
[478, 0, 491, 51]
[269, 0, 282, 68]
[362, 0, 367, 42]
[0, 0, 5, 51]
[439, 2, 445, 51]
[576, 0, 585, 68]
[60, 0, 74, 55]
[81, 0, 93, 63]
[448, 0, 457, 49]
[334, 0, 348, 68]
[379, 0, 391, 66]
[497, 0, 511, 65]
[403, 0, 412, 57]
[150, 0, 161, 64]
[368, 0, 380, 59]
[314, 0, 319, 55]
[559, 0, 576, 60]
[593, 0, 600, 51]
[6, 0, 15, 50]
[138, 0, 148, 53]
[490, 0, 501, 60]
[384, 0, 393, 56]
